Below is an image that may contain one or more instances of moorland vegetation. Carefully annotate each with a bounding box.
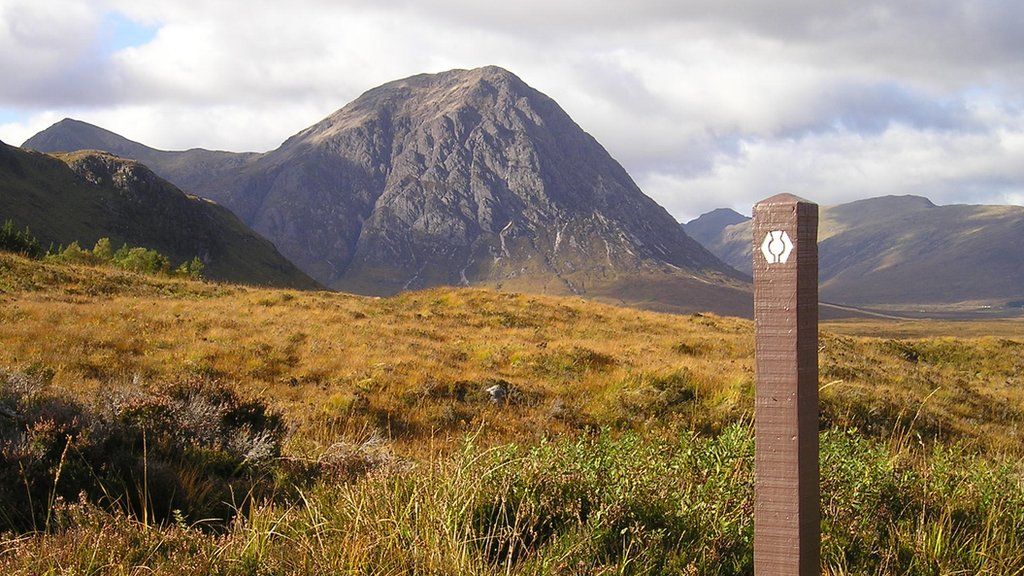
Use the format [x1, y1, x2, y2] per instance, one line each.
[0, 252, 1021, 575]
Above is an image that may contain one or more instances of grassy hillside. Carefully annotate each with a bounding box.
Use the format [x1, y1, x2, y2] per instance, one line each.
[1, 252, 1020, 453]
[1, 253, 1022, 574]
[0, 142, 318, 290]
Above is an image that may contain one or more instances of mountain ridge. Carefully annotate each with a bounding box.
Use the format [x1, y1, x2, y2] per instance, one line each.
[0, 140, 319, 289]
[686, 195, 1024, 309]
[24, 118, 260, 196]
[682, 207, 750, 269]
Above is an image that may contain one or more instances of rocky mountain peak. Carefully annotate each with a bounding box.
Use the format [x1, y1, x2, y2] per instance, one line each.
[20, 67, 751, 315]
[286, 67, 531, 148]
[24, 119, 147, 157]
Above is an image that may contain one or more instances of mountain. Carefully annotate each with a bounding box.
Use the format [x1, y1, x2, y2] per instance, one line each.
[24, 66, 750, 315]
[681, 208, 751, 277]
[0, 141, 319, 289]
[23, 118, 259, 197]
[686, 195, 1024, 309]
[682, 208, 749, 247]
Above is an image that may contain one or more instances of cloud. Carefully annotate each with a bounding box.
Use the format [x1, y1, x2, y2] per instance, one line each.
[0, 111, 66, 148]
[648, 115, 1024, 220]
[0, 0, 106, 106]
[0, 0, 1022, 219]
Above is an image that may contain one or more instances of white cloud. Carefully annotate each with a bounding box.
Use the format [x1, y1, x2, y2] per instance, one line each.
[652, 117, 1024, 221]
[1, 0, 1023, 219]
[0, 0, 104, 105]
[0, 111, 67, 147]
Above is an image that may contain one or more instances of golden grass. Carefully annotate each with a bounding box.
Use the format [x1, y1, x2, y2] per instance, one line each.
[3, 253, 1024, 575]
[1, 252, 1022, 457]
[824, 317, 1024, 338]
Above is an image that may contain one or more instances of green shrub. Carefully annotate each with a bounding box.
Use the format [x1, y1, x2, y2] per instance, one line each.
[91, 237, 114, 261]
[112, 245, 172, 275]
[0, 220, 43, 258]
[41, 238, 205, 280]
[46, 241, 100, 265]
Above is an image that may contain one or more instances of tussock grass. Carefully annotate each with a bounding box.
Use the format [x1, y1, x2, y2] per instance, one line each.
[1, 253, 1023, 574]
[3, 428, 1022, 575]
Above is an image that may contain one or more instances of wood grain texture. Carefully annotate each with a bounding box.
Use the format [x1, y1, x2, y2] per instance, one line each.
[752, 194, 820, 576]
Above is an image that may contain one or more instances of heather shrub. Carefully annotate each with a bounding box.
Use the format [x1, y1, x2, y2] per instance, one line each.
[0, 371, 286, 532]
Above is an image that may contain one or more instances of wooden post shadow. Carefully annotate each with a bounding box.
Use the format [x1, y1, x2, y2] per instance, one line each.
[752, 193, 820, 576]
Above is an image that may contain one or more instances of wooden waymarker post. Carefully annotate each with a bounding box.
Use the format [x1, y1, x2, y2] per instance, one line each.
[752, 193, 820, 576]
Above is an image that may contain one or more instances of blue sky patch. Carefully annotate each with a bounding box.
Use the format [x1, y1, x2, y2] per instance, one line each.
[101, 11, 158, 55]
[0, 108, 24, 126]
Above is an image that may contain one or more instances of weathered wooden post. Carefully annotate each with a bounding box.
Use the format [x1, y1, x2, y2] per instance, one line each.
[752, 193, 820, 575]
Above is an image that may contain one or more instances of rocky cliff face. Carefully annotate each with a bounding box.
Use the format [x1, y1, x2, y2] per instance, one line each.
[236, 67, 739, 291]
[24, 67, 751, 315]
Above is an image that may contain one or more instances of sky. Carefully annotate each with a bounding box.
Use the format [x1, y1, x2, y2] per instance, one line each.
[2, 0, 1023, 221]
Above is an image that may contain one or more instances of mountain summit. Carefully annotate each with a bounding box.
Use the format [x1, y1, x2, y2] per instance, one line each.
[24, 66, 750, 314]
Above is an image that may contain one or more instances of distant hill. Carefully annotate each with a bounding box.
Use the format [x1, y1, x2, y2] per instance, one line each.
[23, 66, 751, 316]
[23, 119, 259, 197]
[685, 195, 1024, 308]
[681, 208, 752, 279]
[682, 208, 749, 247]
[0, 141, 319, 289]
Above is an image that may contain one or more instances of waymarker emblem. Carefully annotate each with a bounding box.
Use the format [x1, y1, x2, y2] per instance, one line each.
[761, 230, 794, 264]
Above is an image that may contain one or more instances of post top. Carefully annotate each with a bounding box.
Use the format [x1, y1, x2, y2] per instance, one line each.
[754, 193, 817, 209]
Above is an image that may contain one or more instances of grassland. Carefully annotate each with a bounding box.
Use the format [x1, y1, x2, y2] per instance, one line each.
[1, 252, 1022, 575]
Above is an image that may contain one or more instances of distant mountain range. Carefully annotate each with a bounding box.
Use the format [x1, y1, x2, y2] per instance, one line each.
[684, 195, 1024, 311]
[23, 66, 751, 316]
[0, 141, 318, 289]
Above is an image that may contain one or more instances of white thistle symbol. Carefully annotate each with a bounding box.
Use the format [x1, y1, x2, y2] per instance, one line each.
[761, 230, 794, 264]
